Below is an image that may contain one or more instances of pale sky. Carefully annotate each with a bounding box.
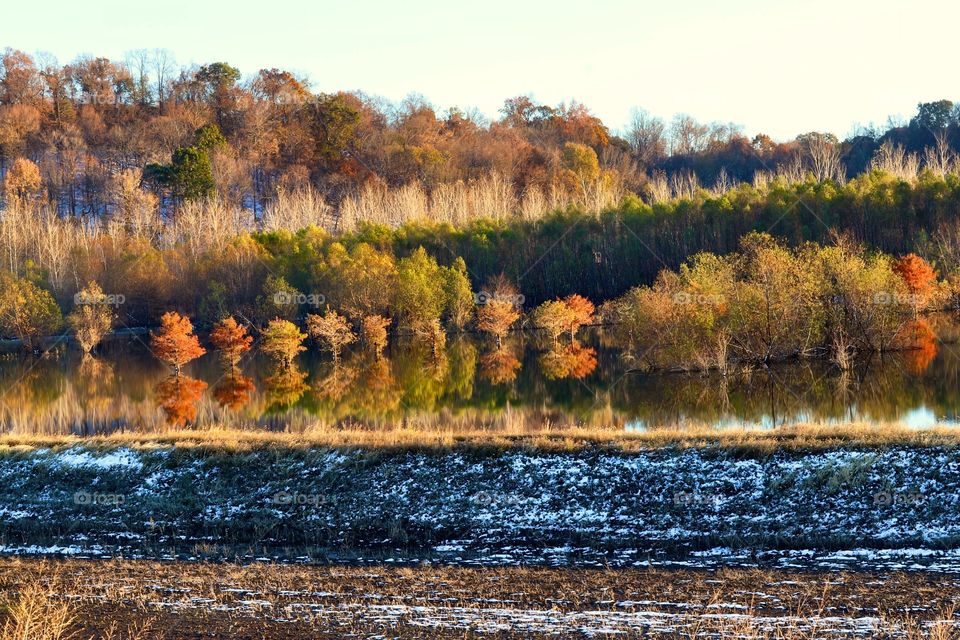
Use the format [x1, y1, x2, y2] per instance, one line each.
[3, 0, 957, 140]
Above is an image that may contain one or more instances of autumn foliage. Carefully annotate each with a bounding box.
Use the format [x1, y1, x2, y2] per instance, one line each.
[210, 316, 253, 367]
[893, 253, 937, 310]
[475, 300, 520, 348]
[479, 349, 522, 384]
[66, 281, 116, 354]
[151, 312, 206, 374]
[260, 318, 306, 368]
[212, 372, 256, 410]
[0, 272, 62, 349]
[533, 295, 595, 343]
[901, 318, 938, 375]
[361, 315, 391, 358]
[307, 310, 356, 362]
[562, 295, 595, 337]
[154, 375, 208, 427]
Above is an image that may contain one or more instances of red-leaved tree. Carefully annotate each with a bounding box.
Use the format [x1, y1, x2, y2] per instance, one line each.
[151, 311, 206, 375]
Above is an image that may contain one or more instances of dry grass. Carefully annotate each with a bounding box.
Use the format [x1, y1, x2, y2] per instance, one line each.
[0, 576, 74, 640]
[0, 559, 954, 639]
[0, 422, 956, 455]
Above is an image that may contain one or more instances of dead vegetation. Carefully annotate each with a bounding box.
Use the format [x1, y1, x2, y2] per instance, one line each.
[0, 422, 957, 456]
[0, 559, 955, 639]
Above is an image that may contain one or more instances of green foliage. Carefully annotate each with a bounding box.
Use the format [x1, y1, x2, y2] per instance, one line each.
[562, 142, 600, 181]
[148, 123, 227, 201]
[193, 123, 227, 151]
[0, 272, 62, 347]
[256, 275, 302, 326]
[608, 233, 925, 370]
[395, 247, 447, 332]
[304, 93, 361, 171]
[441, 257, 474, 329]
[195, 62, 241, 92]
[260, 318, 307, 368]
[198, 281, 231, 326]
[171, 145, 215, 200]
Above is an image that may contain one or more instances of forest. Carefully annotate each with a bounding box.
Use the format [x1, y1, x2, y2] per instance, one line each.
[2, 46, 960, 374]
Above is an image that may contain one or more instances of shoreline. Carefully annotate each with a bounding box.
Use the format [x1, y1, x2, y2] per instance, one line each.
[0, 423, 957, 453]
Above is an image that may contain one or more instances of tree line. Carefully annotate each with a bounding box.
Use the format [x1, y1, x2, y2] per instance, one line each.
[2, 47, 960, 215]
[3, 169, 960, 348]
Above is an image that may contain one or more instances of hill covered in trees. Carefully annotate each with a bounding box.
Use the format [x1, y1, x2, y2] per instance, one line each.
[1, 47, 960, 215]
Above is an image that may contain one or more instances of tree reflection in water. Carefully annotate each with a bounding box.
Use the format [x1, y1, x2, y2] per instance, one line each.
[538, 342, 598, 380]
[902, 318, 938, 376]
[263, 366, 309, 411]
[1, 319, 960, 434]
[154, 375, 208, 427]
[212, 372, 256, 411]
[479, 348, 521, 384]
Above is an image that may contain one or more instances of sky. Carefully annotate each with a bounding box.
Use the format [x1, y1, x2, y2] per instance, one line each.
[3, 0, 957, 141]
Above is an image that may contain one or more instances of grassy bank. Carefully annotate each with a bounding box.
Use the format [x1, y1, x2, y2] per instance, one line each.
[0, 423, 958, 454]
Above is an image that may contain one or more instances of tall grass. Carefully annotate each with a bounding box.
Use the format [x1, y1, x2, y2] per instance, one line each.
[0, 577, 74, 640]
[1, 422, 960, 454]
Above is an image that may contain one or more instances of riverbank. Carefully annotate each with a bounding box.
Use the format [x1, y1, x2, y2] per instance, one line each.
[1, 437, 960, 566]
[1, 423, 959, 453]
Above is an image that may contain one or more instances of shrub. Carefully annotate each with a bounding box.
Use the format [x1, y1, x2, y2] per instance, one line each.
[0, 272, 62, 349]
[66, 281, 115, 354]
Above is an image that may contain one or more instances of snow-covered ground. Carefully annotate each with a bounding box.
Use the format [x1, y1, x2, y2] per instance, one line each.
[2, 445, 960, 568]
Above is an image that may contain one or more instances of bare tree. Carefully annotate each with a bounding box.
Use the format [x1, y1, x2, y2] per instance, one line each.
[125, 49, 152, 106]
[668, 114, 710, 156]
[803, 133, 845, 182]
[626, 108, 666, 167]
[151, 49, 175, 112]
[870, 141, 919, 181]
[923, 131, 956, 177]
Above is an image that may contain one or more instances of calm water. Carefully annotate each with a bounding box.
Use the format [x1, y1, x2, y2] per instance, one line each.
[1, 324, 960, 435]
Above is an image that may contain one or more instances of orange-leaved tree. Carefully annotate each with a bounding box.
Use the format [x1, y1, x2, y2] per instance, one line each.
[475, 299, 520, 349]
[151, 311, 206, 375]
[210, 316, 253, 368]
[361, 314, 391, 359]
[892, 253, 937, 313]
[563, 294, 595, 339]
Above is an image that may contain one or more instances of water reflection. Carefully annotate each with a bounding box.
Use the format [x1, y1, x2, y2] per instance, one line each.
[1, 320, 960, 435]
[263, 366, 309, 411]
[154, 375, 208, 427]
[479, 347, 521, 384]
[213, 372, 255, 411]
[538, 342, 598, 380]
